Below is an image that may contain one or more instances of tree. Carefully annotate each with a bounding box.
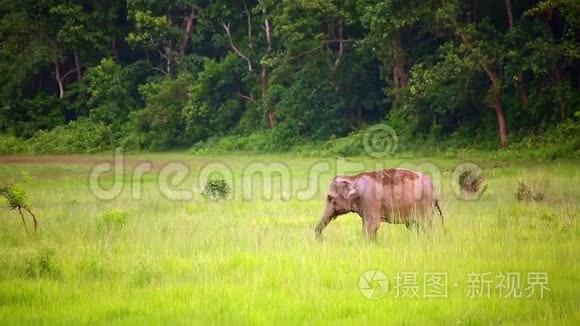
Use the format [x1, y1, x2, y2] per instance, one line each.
[126, 0, 200, 75]
[437, 0, 509, 147]
[215, 0, 277, 127]
[0, 0, 578, 154]
[0, 183, 38, 233]
[504, 0, 529, 107]
[358, 0, 438, 98]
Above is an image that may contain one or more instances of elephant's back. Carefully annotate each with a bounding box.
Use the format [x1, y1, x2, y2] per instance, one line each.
[377, 169, 435, 222]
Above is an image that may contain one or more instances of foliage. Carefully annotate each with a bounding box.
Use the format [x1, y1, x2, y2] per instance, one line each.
[183, 54, 247, 143]
[191, 130, 276, 154]
[517, 181, 545, 202]
[84, 59, 137, 130]
[0, 135, 28, 154]
[0, 154, 578, 322]
[27, 119, 113, 154]
[130, 72, 192, 150]
[0, 183, 29, 210]
[506, 119, 580, 160]
[201, 178, 231, 201]
[0, 182, 38, 233]
[0, 0, 578, 155]
[97, 209, 129, 232]
[0, 93, 64, 139]
[23, 247, 62, 279]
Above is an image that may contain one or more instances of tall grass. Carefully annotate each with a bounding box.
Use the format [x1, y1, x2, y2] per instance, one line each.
[0, 153, 578, 323]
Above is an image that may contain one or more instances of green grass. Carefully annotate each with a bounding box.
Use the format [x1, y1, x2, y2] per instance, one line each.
[0, 153, 578, 324]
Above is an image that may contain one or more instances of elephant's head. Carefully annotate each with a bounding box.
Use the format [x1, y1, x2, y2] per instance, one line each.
[315, 177, 360, 237]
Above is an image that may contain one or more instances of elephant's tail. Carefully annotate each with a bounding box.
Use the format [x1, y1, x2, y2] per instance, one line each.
[435, 200, 445, 232]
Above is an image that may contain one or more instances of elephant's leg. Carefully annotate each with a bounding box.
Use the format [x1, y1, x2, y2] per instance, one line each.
[417, 213, 434, 233]
[363, 217, 381, 241]
[406, 221, 419, 232]
[361, 219, 367, 238]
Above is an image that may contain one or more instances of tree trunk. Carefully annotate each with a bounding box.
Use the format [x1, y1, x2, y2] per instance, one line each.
[553, 65, 566, 121]
[517, 76, 529, 107]
[179, 7, 197, 57]
[457, 29, 508, 147]
[112, 36, 119, 61]
[391, 30, 407, 90]
[334, 21, 344, 68]
[493, 92, 508, 148]
[54, 60, 64, 99]
[222, 22, 253, 71]
[504, 0, 514, 28]
[164, 46, 172, 75]
[504, 0, 528, 107]
[73, 49, 82, 80]
[262, 10, 275, 128]
[484, 67, 508, 147]
[261, 64, 275, 128]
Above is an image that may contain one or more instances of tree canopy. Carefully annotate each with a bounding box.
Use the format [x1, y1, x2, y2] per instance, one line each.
[0, 0, 578, 152]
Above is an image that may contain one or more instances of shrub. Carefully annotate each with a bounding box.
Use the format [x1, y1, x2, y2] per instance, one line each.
[84, 58, 136, 129]
[183, 54, 246, 144]
[23, 247, 61, 279]
[130, 73, 192, 150]
[0, 135, 27, 154]
[459, 170, 487, 196]
[201, 179, 231, 201]
[132, 255, 158, 287]
[190, 130, 277, 154]
[97, 209, 129, 232]
[79, 250, 109, 280]
[27, 119, 113, 153]
[505, 119, 580, 160]
[0, 183, 38, 233]
[0, 183, 28, 209]
[517, 181, 545, 202]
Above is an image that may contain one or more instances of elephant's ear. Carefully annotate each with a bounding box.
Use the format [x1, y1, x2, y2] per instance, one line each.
[336, 177, 358, 201]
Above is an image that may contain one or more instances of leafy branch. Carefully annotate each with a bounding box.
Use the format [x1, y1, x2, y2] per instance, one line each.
[0, 183, 38, 233]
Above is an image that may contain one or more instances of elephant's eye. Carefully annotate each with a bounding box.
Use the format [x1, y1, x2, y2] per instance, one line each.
[327, 195, 333, 202]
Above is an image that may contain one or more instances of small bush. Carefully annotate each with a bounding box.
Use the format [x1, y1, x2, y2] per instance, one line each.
[201, 179, 231, 201]
[0, 183, 28, 209]
[27, 118, 113, 154]
[0, 183, 38, 233]
[23, 247, 61, 279]
[79, 251, 109, 280]
[517, 181, 545, 202]
[132, 255, 159, 287]
[190, 130, 276, 154]
[0, 135, 27, 154]
[459, 170, 488, 196]
[97, 209, 129, 232]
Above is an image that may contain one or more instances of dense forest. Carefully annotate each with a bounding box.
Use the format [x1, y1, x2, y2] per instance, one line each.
[0, 0, 578, 155]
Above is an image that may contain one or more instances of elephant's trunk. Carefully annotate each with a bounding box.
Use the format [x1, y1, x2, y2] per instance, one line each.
[315, 205, 335, 238]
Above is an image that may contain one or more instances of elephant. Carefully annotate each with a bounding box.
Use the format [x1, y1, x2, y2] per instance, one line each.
[315, 168, 444, 240]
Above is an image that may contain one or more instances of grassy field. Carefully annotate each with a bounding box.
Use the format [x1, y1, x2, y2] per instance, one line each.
[0, 152, 578, 324]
